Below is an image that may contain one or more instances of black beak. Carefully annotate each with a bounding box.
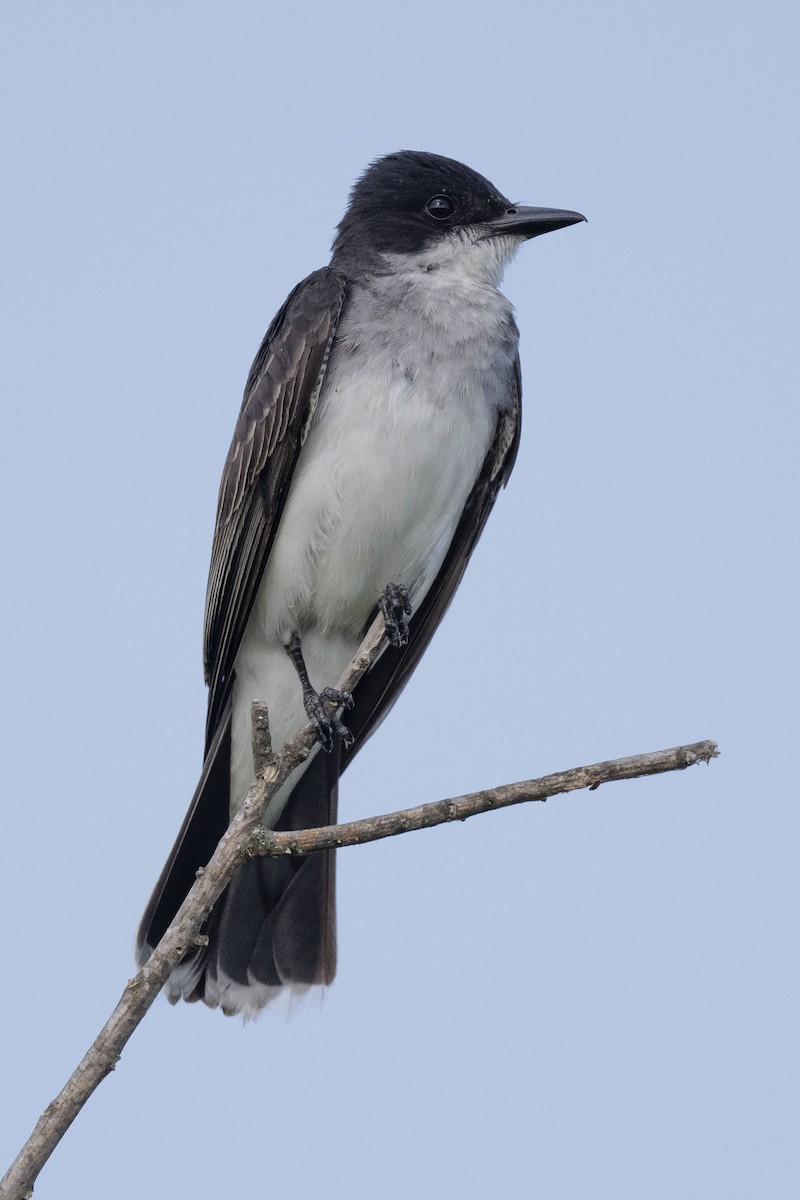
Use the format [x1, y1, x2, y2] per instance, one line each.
[487, 205, 586, 239]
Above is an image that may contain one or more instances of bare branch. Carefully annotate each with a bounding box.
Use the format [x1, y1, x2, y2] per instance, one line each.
[250, 700, 274, 777]
[247, 739, 719, 859]
[0, 606, 719, 1199]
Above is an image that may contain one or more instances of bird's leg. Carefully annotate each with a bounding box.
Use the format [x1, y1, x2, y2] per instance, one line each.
[379, 582, 413, 647]
[285, 631, 354, 753]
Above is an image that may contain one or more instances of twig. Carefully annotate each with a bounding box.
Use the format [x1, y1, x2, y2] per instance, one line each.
[0, 608, 719, 1198]
[247, 740, 719, 859]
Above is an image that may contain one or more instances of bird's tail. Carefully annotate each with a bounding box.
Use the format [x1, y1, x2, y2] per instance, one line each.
[136, 718, 338, 1018]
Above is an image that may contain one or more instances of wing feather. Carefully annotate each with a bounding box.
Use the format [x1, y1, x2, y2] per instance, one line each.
[203, 268, 348, 746]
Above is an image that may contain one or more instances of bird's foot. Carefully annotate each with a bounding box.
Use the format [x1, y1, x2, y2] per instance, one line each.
[286, 631, 354, 753]
[303, 686, 354, 754]
[379, 582, 413, 647]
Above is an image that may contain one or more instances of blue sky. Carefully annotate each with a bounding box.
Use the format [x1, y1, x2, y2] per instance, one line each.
[1, 2, 797, 1196]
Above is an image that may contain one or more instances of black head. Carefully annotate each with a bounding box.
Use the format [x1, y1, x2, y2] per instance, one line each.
[331, 150, 585, 266]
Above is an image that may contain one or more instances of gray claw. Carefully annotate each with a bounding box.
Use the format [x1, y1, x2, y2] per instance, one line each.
[379, 582, 413, 648]
[320, 686, 354, 710]
[305, 688, 353, 753]
[331, 717, 355, 747]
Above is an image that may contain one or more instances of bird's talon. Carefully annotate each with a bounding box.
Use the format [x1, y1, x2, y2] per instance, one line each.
[332, 717, 355, 747]
[304, 687, 353, 752]
[379, 583, 413, 648]
[310, 714, 333, 754]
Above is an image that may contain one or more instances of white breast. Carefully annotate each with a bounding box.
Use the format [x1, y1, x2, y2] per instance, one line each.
[230, 255, 518, 812]
[253, 263, 518, 641]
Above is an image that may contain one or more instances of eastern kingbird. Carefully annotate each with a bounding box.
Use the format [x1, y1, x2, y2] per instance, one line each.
[136, 151, 584, 1016]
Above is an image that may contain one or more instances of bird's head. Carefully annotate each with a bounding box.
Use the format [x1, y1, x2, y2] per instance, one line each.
[332, 150, 585, 283]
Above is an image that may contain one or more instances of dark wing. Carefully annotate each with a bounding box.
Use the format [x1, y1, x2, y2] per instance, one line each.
[203, 267, 348, 747]
[341, 355, 522, 765]
[137, 269, 347, 959]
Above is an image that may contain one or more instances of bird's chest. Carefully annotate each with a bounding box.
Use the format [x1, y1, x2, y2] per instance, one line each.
[290, 368, 486, 626]
[260, 273, 516, 634]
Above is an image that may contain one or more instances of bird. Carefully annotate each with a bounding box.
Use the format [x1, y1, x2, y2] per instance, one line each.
[136, 150, 584, 1017]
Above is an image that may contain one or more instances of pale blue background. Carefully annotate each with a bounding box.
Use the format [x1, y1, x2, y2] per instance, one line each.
[1, 2, 797, 1197]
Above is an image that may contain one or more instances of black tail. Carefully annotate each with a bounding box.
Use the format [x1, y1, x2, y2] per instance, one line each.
[136, 710, 339, 1017]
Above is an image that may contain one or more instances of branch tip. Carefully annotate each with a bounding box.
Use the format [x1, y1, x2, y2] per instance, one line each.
[250, 700, 275, 776]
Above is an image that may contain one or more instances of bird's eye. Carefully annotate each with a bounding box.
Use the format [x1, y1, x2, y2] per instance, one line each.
[425, 194, 456, 220]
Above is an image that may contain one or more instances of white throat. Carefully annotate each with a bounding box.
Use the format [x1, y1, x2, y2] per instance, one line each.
[384, 229, 525, 289]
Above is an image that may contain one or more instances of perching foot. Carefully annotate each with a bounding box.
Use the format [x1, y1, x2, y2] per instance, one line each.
[285, 633, 354, 753]
[379, 582, 413, 648]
